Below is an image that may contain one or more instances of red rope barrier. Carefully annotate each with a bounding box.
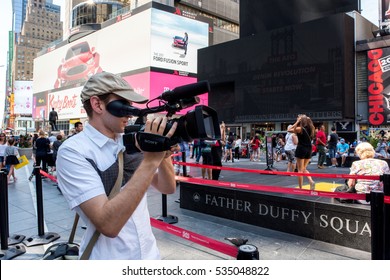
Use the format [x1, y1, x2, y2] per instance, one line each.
[171, 152, 182, 157]
[150, 217, 238, 258]
[177, 176, 367, 201]
[39, 170, 57, 183]
[36, 162, 383, 203]
[172, 161, 381, 180]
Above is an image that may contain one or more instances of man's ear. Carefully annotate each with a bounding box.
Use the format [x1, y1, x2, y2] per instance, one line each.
[90, 96, 104, 114]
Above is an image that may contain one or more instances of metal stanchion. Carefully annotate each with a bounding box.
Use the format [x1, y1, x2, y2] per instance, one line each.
[23, 166, 60, 247]
[182, 151, 187, 177]
[383, 174, 390, 260]
[264, 136, 277, 171]
[0, 170, 26, 260]
[156, 151, 183, 224]
[237, 244, 260, 260]
[370, 190, 384, 260]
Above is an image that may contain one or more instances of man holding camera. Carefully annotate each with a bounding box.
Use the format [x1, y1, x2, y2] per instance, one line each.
[56, 72, 178, 259]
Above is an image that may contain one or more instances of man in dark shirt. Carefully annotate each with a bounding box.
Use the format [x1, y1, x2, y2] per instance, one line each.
[49, 108, 58, 131]
[327, 127, 339, 168]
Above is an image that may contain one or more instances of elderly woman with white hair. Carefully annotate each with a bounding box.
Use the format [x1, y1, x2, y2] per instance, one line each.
[347, 142, 390, 194]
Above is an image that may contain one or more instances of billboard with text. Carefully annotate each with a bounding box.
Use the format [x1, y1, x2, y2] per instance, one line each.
[14, 81, 33, 115]
[367, 47, 390, 125]
[33, 6, 207, 121]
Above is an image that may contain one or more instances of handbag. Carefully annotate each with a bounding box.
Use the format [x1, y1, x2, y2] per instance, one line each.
[334, 181, 356, 203]
[15, 155, 29, 169]
[42, 152, 124, 260]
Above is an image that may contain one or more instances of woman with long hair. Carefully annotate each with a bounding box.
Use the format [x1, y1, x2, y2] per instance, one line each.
[288, 114, 316, 189]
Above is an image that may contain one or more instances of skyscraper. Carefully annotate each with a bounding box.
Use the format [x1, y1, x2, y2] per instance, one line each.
[7, 0, 63, 131]
[13, 0, 63, 81]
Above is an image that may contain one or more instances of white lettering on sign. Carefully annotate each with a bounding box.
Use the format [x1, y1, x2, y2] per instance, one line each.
[205, 194, 252, 213]
[258, 203, 312, 224]
[319, 215, 371, 236]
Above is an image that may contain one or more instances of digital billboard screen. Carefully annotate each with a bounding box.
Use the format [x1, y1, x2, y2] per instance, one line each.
[33, 6, 208, 121]
[14, 81, 33, 115]
[367, 47, 390, 125]
[240, 0, 359, 37]
[199, 13, 355, 123]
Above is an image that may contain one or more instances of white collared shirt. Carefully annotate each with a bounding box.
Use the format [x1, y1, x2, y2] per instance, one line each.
[56, 123, 159, 260]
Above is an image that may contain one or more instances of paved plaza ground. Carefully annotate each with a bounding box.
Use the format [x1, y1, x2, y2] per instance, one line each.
[2, 153, 371, 260]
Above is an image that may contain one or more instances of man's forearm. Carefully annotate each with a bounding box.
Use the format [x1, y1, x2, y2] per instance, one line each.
[152, 157, 176, 194]
[81, 157, 163, 237]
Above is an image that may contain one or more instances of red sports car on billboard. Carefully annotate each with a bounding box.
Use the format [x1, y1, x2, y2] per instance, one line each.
[172, 36, 186, 49]
[54, 41, 102, 89]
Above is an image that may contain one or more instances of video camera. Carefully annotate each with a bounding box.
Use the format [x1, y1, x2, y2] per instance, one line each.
[106, 81, 221, 153]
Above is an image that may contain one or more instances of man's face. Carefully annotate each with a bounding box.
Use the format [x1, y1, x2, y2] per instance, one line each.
[75, 124, 83, 133]
[104, 95, 133, 133]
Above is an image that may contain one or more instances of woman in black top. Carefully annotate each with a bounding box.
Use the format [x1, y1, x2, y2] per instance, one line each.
[288, 114, 316, 190]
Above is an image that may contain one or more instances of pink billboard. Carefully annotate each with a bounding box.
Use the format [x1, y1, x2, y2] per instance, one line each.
[123, 71, 208, 115]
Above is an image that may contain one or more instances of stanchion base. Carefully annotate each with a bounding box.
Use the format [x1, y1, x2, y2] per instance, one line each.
[156, 215, 178, 224]
[264, 165, 277, 172]
[23, 232, 60, 247]
[0, 244, 26, 260]
[8, 234, 26, 245]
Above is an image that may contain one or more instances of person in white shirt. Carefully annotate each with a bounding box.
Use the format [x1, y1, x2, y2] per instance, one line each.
[57, 72, 177, 260]
[284, 125, 298, 172]
[0, 133, 7, 169]
[234, 135, 242, 162]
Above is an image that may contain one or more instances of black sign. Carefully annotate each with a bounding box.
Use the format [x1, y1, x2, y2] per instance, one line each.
[240, 0, 359, 36]
[199, 13, 355, 123]
[180, 183, 371, 252]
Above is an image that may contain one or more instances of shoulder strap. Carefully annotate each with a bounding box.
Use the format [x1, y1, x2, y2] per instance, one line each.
[80, 151, 124, 260]
[302, 127, 311, 140]
[68, 213, 79, 244]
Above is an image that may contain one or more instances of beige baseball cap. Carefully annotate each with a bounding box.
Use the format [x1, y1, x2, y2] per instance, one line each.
[80, 72, 148, 104]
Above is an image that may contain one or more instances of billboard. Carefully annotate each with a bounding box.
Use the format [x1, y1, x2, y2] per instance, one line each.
[124, 71, 202, 114]
[240, 0, 359, 37]
[367, 47, 390, 125]
[32, 92, 48, 120]
[199, 13, 355, 123]
[34, 10, 151, 94]
[34, 71, 202, 120]
[13, 81, 33, 115]
[381, 0, 390, 27]
[150, 8, 208, 74]
[33, 6, 208, 120]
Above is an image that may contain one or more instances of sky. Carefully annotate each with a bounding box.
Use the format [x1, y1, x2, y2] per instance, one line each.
[0, 0, 382, 126]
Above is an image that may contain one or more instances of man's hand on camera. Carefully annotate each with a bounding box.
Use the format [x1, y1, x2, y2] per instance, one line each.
[136, 116, 178, 157]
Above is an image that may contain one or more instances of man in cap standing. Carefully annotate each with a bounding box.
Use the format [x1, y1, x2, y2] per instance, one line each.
[56, 72, 178, 259]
